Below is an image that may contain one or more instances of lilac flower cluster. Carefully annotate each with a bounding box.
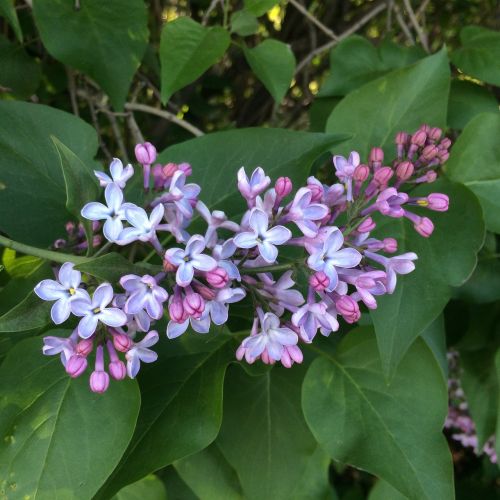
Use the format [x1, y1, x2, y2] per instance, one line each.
[35, 126, 451, 393]
[445, 351, 497, 463]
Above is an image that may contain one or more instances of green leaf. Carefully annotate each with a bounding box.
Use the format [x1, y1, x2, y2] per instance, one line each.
[447, 80, 498, 130]
[97, 335, 234, 498]
[496, 349, 500, 465]
[0, 35, 40, 98]
[113, 475, 167, 500]
[175, 443, 243, 500]
[243, 39, 296, 103]
[454, 256, 500, 304]
[33, 0, 149, 109]
[157, 128, 348, 216]
[326, 49, 450, 158]
[2, 248, 42, 279]
[231, 10, 259, 36]
[160, 17, 230, 104]
[244, 0, 278, 16]
[370, 178, 484, 378]
[217, 364, 331, 500]
[0, 337, 140, 499]
[52, 136, 99, 248]
[302, 328, 454, 500]
[421, 315, 448, 380]
[451, 26, 500, 87]
[0, 101, 98, 246]
[0, 291, 51, 333]
[0, 0, 22, 41]
[319, 36, 424, 97]
[76, 253, 161, 283]
[369, 479, 407, 500]
[446, 112, 500, 233]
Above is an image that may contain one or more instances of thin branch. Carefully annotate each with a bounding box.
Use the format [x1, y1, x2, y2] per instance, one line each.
[416, 0, 431, 20]
[125, 102, 205, 137]
[295, 2, 387, 75]
[393, 2, 415, 45]
[126, 112, 145, 144]
[106, 111, 129, 163]
[403, 0, 429, 52]
[66, 68, 80, 117]
[288, 0, 338, 40]
[386, 0, 394, 32]
[83, 85, 112, 161]
[202, 0, 222, 25]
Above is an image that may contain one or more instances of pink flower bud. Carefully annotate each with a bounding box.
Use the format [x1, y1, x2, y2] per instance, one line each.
[113, 334, 133, 353]
[428, 127, 442, 142]
[178, 162, 192, 176]
[163, 162, 178, 177]
[275, 177, 293, 198]
[369, 147, 384, 169]
[109, 360, 127, 380]
[414, 216, 434, 237]
[439, 138, 451, 150]
[373, 167, 393, 186]
[416, 171, 437, 184]
[309, 271, 330, 292]
[383, 237, 398, 253]
[354, 164, 370, 182]
[419, 124, 431, 134]
[395, 132, 408, 145]
[90, 370, 110, 393]
[206, 267, 229, 288]
[66, 355, 87, 378]
[152, 164, 165, 190]
[411, 130, 427, 146]
[183, 293, 205, 318]
[76, 339, 93, 356]
[135, 142, 157, 165]
[420, 145, 438, 161]
[169, 299, 186, 323]
[396, 161, 414, 181]
[437, 150, 449, 163]
[308, 183, 323, 203]
[65, 221, 76, 234]
[336, 295, 361, 324]
[358, 217, 376, 233]
[163, 256, 178, 273]
[92, 235, 102, 248]
[236, 345, 246, 361]
[427, 193, 449, 212]
[194, 283, 217, 301]
[54, 239, 66, 249]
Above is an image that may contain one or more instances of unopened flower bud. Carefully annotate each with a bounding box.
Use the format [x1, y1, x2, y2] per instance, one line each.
[54, 239, 66, 249]
[309, 271, 330, 292]
[396, 161, 414, 181]
[411, 130, 427, 146]
[414, 216, 434, 237]
[66, 355, 87, 378]
[416, 171, 437, 184]
[163, 162, 178, 177]
[76, 339, 93, 356]
[178, 162, 192, 176]
[308, 183, 323, 203]
[90, 370, 110, 393]
[373, 166, 393, 186]
[275, 177, 293, 198]
[109, 360, 127, 380]
[354, 164, 370, 182]
[336, 295, 361, 324]
[65, 221, 76, 234]
[395, 132, 408, 145]
[183, 293, 205, 318]
[194, 283, 217, 301]
[437, 150, 449, 163]
[420, 145, 438, 161]
[427, 193, 449, 212]
[428, 127, 442, 142]
[206, 267, 229, 288]
[358, 217, 376, 233]
[369, 147, 384, 170]
[134, 142, 157, 165]
[168, 299, 186, 323]
[113, 334, 133, 353]
[439, 138, 451, 150]
[152, 164, 165, 190]
[383, 237, 398, 253]
[163, 256, 177, 273]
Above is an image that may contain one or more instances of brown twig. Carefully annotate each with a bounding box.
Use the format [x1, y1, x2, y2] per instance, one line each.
[288, 0, 338, 40]
[403, 0, 430, 52]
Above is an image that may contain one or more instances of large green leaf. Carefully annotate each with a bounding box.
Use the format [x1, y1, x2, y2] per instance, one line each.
[496, 349, 500, 465]
[447, 80, 498, 130]
[319, 36, 424, 97]
[97, 333, 235, 498]
[369, 479, 407, 500]
[33, 0, 149, 109]
[230, 10, 259, 37]
[217, 364, 331, 500]
[370, 178, 484, 378]
[0, 101, 98, 246]
[174, 443, 243, 500]
[160, 17, 230, 104]
[243, 0, 278, 16]
[451, 26, 500, 87]
[52, 136, 99, 248]
[157, 128, 348, 215]
[446, 112, 500, 233]
[0, 35, 40, 98]
[326, 49, 450, 158]
[0, 291, 51, 333]
[302, 328, 454, 500]
[0, 0, 22, 41]
[0, 337, 140, 499]
[113, 475, 167, 500]
[243, 39, 296, 103]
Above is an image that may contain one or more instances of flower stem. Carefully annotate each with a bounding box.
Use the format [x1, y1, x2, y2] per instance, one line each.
[241, 263, 295, 274]
[0, 235, 90, 265]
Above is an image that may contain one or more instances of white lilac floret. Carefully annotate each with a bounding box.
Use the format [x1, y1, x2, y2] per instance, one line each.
[35, 126, 452, 393]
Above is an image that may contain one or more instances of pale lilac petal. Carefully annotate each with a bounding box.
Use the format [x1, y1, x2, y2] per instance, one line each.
[330, 248, 362, 268]
[249, 209, 269, 235]
[127, 354, 140, 378]
[70, 296, 92, 316]
[78, 315, 99, 338]
[333, 155, 347, 172]
[116, 227, 141, 245]
[192, 254, 217, 272]
[191, 313, 211, 333]
[138, 330, 159, 348]
[258, 241, 278, 263]
[120, 275, 141, 292]
[266, 340, 283, 361]
[125, 292, 147, 315]
[324, 229, 344, 255]
[185, 235, 206, 257]
[233, 231, 258, 248]
[348, 151, 360, 167]
[81, 201, 110, 220]
[136, 346, 158, 363]
[93, 283, 114, 308]
[176, 262, 194, 286]
[105, 183, 124, 213]
[302, 204, 329, 220]
[109, 158, 124, 179]
[263, 312, 280, 330]
[295, 219, 319, 238]
[125, 205, 149, 228]
[264, 225, 291, 245]
[103, 217, 123, 241]
[51, 299, 72, 324]
[165, 248, 186, 266]
[196, 200, 211, 222]
[58, 262, 80, 289]
[145, 297, 163, 319]
[94, 171, 112, 186]
[98, 308, 127, 327]
[150, 204, 165, 226]
[243, 335, 267, 358]
[34, 280, 66, 300]
[167, 319, 189, 339]
[210, 302, 228, 325]
[271, 327, 298, 345]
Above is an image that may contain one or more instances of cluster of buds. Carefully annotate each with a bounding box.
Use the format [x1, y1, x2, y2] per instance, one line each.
[445, 351, 497, 463]
[35, 126, 450, 393]
[53, 221, 102, 252]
